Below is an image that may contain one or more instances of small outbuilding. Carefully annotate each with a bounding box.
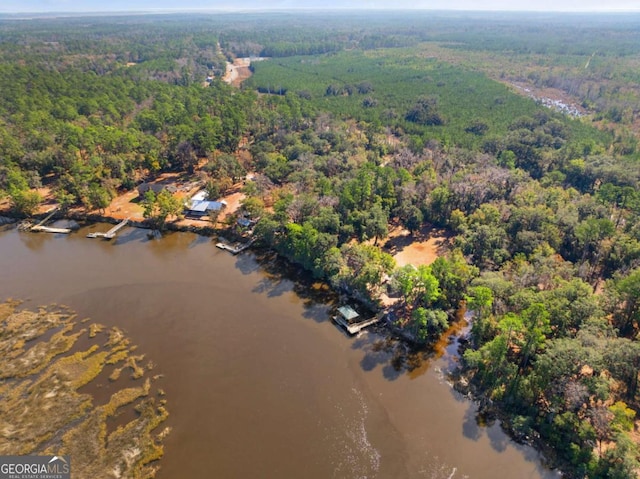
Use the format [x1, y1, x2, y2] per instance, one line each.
[337, 306, 359, 324]
[237, 217, 255, 228]
[333, 305, 381, 335]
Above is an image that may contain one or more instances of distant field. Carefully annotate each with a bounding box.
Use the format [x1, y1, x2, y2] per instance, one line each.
[246, 48, 611, 150]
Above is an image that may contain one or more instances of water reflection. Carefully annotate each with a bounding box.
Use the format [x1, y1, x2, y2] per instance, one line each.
[18, 228, 50, 251]
[111, 227, 147, 245]
[245, 250, 338, 317]
[352, 327, 461, 383]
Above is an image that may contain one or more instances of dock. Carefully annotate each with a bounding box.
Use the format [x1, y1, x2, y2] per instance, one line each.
[31, 225, 72, 234]
[215, 238, 255, 255]
[334, 315, 382, 335]
[333, 306, 384, 335]
[25, 207, 72, 234]
[86, 218, 129, 239]
[33, 207, 59, 227]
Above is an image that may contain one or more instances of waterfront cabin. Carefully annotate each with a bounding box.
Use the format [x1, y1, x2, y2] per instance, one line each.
[337, 306, 359, 324]
[333, 305, 382, 335]
[185, 200, 227, 218]
[333, 305, 360, 333]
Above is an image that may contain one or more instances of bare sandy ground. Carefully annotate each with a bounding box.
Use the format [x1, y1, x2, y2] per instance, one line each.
[103, 172, 199, 222]
[223, 58, 252, 87]
[383, 224, 451, 268]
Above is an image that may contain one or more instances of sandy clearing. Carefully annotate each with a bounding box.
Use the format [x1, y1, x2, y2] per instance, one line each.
[94, 171, 246, 228]
[383, 224, 451, 268]
[223, 62, 239, 84]
[219, 190, 245, 220]
[103, 172, 201, 222]
[223, 58, 252, 87]
[1, 170, 248, 233]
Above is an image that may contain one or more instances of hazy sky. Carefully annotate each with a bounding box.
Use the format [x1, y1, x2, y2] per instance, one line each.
[1, 0, 639, 13]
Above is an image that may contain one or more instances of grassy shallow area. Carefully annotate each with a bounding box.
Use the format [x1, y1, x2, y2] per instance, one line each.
[0, 300, 169, 479]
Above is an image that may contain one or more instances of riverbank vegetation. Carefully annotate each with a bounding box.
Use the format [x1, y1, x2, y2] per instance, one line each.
[1, 11, 640, 477]
[0, 300, 169, 477]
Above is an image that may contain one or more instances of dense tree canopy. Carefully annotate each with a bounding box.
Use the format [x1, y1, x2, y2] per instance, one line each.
[1, 11, 640, 478]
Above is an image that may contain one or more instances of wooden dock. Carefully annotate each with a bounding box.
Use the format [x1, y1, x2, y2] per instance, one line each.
[87, 218, 129, 239]
[26, 207, 72, 234]
[33, 207, 59, 227]
[334, 314, 383, 335]
[31, 225, 72, 234]
[215, 238, 255, 255]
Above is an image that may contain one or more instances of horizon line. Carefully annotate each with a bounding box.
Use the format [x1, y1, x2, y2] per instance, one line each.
[2, 7, 640, 15]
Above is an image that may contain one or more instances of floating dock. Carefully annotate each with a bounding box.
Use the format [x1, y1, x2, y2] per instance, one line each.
[333, 312, 383, 335]
[333, 306, 385, 335]
[86, 218, 129, 239]
[215, 238, 255, 255]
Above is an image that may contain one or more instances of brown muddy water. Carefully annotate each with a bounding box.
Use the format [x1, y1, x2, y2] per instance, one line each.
[0, 224, 560, 479]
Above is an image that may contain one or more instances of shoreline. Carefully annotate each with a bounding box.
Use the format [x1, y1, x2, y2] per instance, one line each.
[5, 209, 220, 236]
[0, 211, 561, 477]
[4, 208, 434, 338]
[450, 368, 560, 474]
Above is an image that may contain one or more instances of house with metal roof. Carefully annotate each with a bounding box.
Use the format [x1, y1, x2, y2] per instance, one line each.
[184, 199, 227, 217]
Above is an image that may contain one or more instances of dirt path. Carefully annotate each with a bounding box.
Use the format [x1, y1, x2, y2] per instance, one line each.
[223, 58, 252, 87]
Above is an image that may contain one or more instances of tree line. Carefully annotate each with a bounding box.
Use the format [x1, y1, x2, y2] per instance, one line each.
[1, 13, 639, 477]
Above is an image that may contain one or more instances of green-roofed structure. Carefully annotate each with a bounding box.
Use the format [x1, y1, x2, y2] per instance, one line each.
[333, 305, 382, 335]
[337, 306, 359, 322]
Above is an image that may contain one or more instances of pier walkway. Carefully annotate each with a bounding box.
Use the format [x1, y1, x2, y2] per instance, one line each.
[26, 207, 72, 234]
[86, 218, 129, 239]
[215, 238, 255, 255]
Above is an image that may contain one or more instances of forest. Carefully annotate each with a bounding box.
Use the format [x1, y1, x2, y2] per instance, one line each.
[1, 10, 640, 478]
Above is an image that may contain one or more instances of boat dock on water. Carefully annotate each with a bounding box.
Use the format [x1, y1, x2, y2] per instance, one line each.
[31, 225, 72, 234]
[22, 207, 72, 234]
[86, 218, 129, 239]
[333, 305, 383, 335]
[215, 238, 255, 255]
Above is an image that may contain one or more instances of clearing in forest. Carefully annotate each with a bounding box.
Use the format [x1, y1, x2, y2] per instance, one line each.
[383, 224, 450, 268]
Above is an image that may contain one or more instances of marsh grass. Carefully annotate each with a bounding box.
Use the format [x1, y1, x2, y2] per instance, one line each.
[0, 301, 169, 478]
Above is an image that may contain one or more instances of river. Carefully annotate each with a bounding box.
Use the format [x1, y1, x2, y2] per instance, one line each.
[0, 223, 559, 479]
